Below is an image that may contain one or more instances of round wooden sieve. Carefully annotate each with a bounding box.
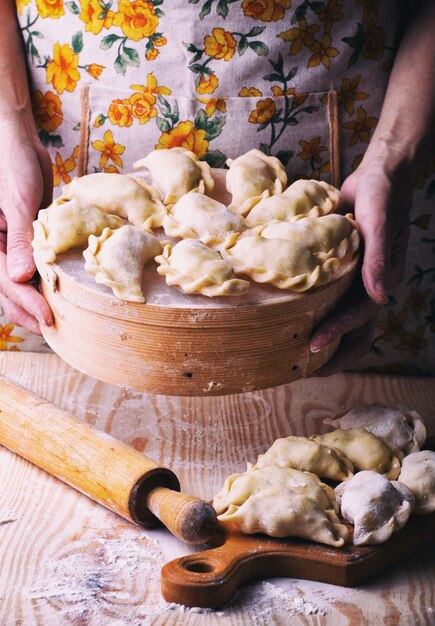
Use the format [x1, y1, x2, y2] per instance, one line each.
[35, 170, 358, 396]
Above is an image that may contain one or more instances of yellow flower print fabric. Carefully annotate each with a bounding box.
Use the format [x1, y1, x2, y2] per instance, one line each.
[7, 0, 434, 377]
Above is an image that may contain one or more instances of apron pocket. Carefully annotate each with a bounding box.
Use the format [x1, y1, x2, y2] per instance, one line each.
[80, 83, 340, 186]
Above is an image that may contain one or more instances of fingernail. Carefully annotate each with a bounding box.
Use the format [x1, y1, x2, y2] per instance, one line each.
[30, 320, 42, 335]
[310, 344, 321, 353]
[38, 314, 54, 327]
[375, 281, 389, 305]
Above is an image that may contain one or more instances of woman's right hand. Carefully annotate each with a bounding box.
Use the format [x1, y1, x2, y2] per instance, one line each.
[0, 113, 54, 334]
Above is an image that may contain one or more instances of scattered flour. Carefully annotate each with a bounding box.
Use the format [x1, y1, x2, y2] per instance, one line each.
[23, 505, 332, 625]
[162, 580, 324, 622]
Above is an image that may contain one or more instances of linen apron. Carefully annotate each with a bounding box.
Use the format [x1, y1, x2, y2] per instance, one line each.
[4, 0, 434, 376]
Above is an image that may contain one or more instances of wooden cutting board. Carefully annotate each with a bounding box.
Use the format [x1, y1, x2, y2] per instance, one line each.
[161, 511, 435, 608]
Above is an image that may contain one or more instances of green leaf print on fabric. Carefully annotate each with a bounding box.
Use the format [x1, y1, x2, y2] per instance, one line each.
[96, 1, 167, 72]
[20, 10, 43, 64]
[65, 1, 80, 15]
[189, 0, 239, 20]
[185, 27, 269, 95]
[292, 0, 326, 25]
[72, 31, 84, 54]
[250, 54, 318, 157]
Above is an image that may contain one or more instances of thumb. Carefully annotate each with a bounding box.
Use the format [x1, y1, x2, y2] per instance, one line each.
[354, 179, 392, 306]
[6, 217, 36, 282]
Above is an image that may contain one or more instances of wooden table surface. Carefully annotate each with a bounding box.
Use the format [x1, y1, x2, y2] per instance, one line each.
[0, 352, 434, 625]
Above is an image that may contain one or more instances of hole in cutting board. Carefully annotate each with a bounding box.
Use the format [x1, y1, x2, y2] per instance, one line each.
[183, 559, 215, 573]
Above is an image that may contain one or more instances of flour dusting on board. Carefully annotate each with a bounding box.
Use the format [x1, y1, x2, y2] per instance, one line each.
[162, 580, 324, 622]
[23, 505, 330, 625]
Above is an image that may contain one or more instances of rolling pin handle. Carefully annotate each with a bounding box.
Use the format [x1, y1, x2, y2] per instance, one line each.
[146, 488, 218, 545]
[129, 470, 217, 544]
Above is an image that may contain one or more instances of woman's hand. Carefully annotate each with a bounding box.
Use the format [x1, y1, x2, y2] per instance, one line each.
[0, 114, 54, 334]
[310, 0, 435, 375]
[310, 152, 413, 375]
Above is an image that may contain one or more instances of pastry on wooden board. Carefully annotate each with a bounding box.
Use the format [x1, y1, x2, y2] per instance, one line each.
[32, 198, 124, 263]
[244, 178, 340, 227]
[32, 147, 360, 302]
[162, 191, 246, 247]
[253, 436, 354, 482]
[398, 450, 435, 514]
[324, 405, 427, 455]
[155, 239, 250, 297]
[61, 172, 166, 229]
[335, 471, 415, 545]
[259, 213, 359, 262]
[218, 485, 349, 547]
[220, 233, 340, 291]
[311, 428, 403, 480]
[212, 411, 434, 548]
[133, 147, 214, 204]
[83, 225, 162, 303]
[225, 148, 288, 215]
[213, 465, 338, 515]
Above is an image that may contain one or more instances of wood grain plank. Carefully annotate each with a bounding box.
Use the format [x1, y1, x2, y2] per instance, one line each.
[0, 352, 434, 625]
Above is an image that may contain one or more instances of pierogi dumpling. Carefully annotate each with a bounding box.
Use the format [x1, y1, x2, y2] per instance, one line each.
[213, 465, 338, 515]
[220, 234, 339, 291]
[226, 149, 288, 215]
[155, 239, 249, 297]
[282, 179, 341, 214]
[260, 214, 359, 262]
[254, 436, 354, 482]
[218, 485, 349, 547]
[32, 198, 124, 263]
[133, 147, 214, 204]
[324, 405, 426, 455]
[312, 428, 403, 480]
[335, 471, 414, 545]
[244, 193, 323, 228]
[83, 226, 162, 302]
[398, 450, 435, 514]
[61, 172, 166, 229]
[162, 192, 246, 246]
[244, 178, 340, 227]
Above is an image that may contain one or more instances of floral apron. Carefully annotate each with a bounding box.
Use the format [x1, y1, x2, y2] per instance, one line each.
[4, 0, 434, 376]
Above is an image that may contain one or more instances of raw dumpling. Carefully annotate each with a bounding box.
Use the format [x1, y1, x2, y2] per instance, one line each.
[220, 234, 339, 291]
[61, 173, 166, 229]
[162, 192, 246, 247]
[260, 214, 359, 262]
[213, 465, 338, 515]
[155, 239, 250, 297]
[32, 198, 124, 263]
[398, 450, 435, 514]
[324, 405, 426, 455]
[312, 428, 403, 480]
[244, 193, 326, 228]
[244, 179, 340, 227]
[254, 436, 354, 482]
[83, 225, 161, 302]
[218, 485, 349, 547]
[335, 471, 414, 545]
[226, 149, 288, 215]
[282, 179, 341, 215]
[133, 147, 214, 204]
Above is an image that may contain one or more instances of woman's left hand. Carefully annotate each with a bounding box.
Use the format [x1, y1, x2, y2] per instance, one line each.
[310, 153, 413, 375]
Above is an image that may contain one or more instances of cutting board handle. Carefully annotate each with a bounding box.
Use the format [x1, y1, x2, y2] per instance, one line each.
[161, 522, 305, 608]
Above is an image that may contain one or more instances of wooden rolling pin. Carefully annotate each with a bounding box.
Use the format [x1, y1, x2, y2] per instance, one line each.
[0, 374, 217, 544]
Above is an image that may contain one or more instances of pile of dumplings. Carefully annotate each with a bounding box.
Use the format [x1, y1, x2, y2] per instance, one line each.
[32, 147, 360, 303]
[213, 404, 435, 547]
